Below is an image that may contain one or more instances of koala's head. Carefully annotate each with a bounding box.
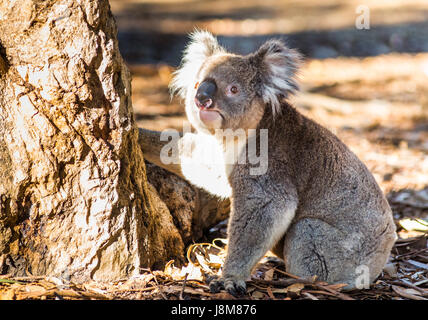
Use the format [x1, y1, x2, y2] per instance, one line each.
[170, 31, 301, 134]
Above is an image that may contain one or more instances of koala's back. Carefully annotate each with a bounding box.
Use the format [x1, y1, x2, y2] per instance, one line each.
[258, 104, 396, 287]
[273, 105, 394, 231]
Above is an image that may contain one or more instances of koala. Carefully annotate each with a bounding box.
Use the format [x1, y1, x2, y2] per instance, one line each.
[139, 31, 397, 296]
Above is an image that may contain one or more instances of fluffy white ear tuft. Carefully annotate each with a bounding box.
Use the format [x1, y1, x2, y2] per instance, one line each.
[169, 30, 224, 99]
[253, 40, 302, 115]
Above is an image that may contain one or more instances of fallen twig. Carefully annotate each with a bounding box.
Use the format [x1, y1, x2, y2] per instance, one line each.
[251, 277, 354, 300]
[179, 273, 188, 300]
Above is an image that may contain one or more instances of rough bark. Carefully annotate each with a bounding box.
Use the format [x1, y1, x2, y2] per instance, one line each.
[0, 0, 228, 282]
[145, 163, 230, 246]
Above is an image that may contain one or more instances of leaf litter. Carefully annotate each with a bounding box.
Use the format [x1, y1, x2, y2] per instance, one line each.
[1, 230, 426, 300]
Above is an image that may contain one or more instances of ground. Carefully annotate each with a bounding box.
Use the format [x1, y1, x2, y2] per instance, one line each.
[0, 0, 427, 300]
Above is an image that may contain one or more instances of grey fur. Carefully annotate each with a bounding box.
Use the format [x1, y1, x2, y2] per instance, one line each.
[139, 31, 397, 296]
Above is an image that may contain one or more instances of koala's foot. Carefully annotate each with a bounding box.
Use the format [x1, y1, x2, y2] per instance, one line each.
[208, 275, 246, 297]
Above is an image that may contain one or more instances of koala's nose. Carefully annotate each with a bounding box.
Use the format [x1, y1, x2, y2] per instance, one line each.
[195, 80, 216, 109]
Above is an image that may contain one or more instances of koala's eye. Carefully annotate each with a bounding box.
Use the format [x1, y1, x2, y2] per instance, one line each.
[226, 85, 239, 96]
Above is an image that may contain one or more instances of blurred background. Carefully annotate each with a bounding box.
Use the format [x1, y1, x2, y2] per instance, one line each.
[110, 0, 428, 225]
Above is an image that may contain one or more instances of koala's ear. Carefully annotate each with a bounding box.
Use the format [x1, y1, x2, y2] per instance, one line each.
[252, 39, 301, 115]
[170, 30, 225, 99]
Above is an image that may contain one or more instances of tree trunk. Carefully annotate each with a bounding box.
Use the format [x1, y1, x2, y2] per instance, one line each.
[0, 0, 228, 282]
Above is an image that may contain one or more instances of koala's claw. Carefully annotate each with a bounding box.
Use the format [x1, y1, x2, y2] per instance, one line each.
[208, 276, 247, 297]
[208, 277, 223, 293]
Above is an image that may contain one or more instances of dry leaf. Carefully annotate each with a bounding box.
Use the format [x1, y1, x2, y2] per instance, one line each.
[213, 238, 228, 246]
[270, 287, 290, 294]
[286, 283, 305, 293]
[266, 287, 276, 299]
[45, 277, 64, 287]
[251, 290, 265, 299]
[207, 253, 223, 267]
[302, 292, 319, 300]
[23, 284, 47, 293]
[179, 264, 203, 281]
[399, 218, 428, 232]
[270, 283, 305, 294]
[194, 253, 212, 273]
[325, 283, 348, 291]
[213, 292, 236, 300]
[0, 288, 15, 300]
[164, 260, 202, 281]
[392, 285, 428, 300]
[264, 269, 274, 281]
[164, 260, 183, 280]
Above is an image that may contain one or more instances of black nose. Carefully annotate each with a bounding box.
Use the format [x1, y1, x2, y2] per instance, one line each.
[195, 80, 216, 108]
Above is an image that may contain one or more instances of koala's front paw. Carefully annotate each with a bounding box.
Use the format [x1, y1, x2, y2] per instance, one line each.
[208, 276, 247, 297]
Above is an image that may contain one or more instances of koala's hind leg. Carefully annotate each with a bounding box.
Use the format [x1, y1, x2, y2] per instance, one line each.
[284, 218, 375, 290]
